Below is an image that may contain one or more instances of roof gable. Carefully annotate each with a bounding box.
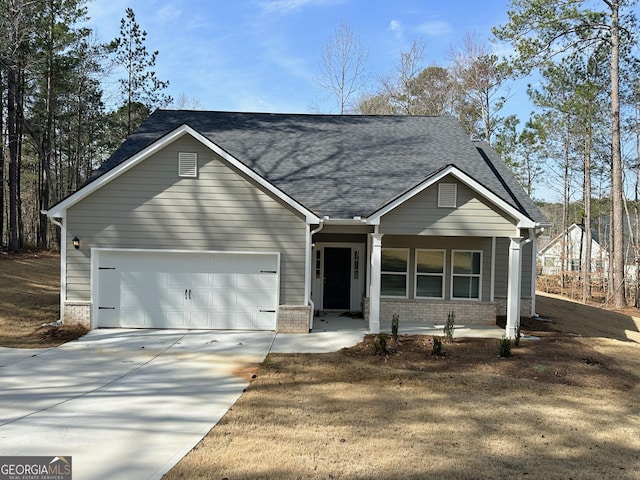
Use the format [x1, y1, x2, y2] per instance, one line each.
[48, 110, 548, 226]
[47, 124, 320, 223]
[366, 165, 535, 229]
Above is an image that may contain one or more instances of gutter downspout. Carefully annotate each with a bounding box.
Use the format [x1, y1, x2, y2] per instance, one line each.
[307, 219, 325, 331]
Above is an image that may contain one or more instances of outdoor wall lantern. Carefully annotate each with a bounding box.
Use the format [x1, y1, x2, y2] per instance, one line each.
[72, 236, 80, 249]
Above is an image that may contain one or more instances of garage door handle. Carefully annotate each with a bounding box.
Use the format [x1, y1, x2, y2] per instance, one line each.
[185, 289, 188, 300]
[188, 289, 192, 299]
[260, 270, 277, 274]
[260, 309, 276, 313]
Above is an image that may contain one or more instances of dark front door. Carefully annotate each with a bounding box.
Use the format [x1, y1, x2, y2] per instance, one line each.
[323, 247, 351, 310]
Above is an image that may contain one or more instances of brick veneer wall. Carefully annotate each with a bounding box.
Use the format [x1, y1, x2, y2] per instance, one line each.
[494, 297, 533, 317]
[277, 305, 311, 333]
[364, 298, 497, 326]
[63, 301, 91, 328]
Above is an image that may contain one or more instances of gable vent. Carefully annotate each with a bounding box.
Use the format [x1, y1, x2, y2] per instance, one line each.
[178, 152, 198, 177]
[438, 183, 457, 208]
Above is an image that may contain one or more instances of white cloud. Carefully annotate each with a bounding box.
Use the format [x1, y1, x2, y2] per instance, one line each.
[389, 19, 403, 38]
[155, 5, 182, 25]
[259, 0, 345, 14]
[415, 20, 452, 38]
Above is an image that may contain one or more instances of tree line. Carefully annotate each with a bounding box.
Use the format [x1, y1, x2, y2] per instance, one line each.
[0, 0, 170, 252]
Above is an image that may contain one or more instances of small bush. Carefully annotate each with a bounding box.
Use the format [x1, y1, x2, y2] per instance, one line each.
[391, 313, 399, 342]
[497, 337, 512, 358]
[514, 324, 521, 348]
[431, 335, 444, 356]
[370, 334, 389, 355]
[444, 311, 455, 343]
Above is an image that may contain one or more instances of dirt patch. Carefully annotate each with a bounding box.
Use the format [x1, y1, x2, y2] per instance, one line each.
[343, 328, 638, 391]
[35, 324, 88, 344]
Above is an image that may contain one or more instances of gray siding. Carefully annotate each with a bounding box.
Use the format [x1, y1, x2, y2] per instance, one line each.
[494, 237, 533, 298]
[380, 177, 518, 237]
[66, 135, 307, 304]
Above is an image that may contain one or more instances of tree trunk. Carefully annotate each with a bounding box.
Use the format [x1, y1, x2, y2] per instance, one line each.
[610, 0, 626, 308]
[7, 66, 21, 252]
[582, 117, 593, 303]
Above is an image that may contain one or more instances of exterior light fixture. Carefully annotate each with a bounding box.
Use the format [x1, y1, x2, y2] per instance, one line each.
[72, 237, 80, 249]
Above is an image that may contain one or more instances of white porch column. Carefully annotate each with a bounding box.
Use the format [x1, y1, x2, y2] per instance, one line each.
[369, 233, 383, 334]
[506, 236, 523, 339]
[530, 234, 537, 317]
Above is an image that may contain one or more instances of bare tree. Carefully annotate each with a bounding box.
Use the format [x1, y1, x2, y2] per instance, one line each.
[449, 32, 510, 143]
[381, 40, 426, 114]
[316, 22, 368, 114]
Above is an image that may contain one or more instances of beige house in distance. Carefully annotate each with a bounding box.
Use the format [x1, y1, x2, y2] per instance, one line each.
[46, 111, 549, 339]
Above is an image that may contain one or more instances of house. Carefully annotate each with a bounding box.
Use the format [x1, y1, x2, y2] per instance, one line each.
[46, 110, 549, 338]
[538, 223, 609, 277]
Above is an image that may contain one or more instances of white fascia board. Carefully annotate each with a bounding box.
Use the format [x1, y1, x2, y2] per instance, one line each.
[366, 165, 536, 229]
[46, 125, 320, 224]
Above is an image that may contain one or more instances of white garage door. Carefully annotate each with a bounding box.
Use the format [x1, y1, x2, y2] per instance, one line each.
[95, 250, 279, 330]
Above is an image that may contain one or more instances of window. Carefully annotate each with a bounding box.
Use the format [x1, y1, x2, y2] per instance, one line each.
[438, 183, 457, 208]
[381, 248, 408, 297]
[451, 250, 481, 300]
[315, 250, 321, 279]
[178, 152, 198, 177]
[415, 250, 445, 299]
[354, 250, 360, 280]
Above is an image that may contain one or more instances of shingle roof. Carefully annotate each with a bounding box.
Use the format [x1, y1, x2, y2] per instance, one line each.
[90, 109, 547, 224]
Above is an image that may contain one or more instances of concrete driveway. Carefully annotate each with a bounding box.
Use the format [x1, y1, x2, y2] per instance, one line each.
[0, 329, 276, 480]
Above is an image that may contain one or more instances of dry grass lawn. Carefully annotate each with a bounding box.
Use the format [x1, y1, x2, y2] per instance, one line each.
[165, 294, 640, 480]
[0, 251, 87, 348]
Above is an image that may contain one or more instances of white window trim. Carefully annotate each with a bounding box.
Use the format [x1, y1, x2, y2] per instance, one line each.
[414, 249, 445, 299]
[381, 248, 409, 298]
[450, 250, 482, 301]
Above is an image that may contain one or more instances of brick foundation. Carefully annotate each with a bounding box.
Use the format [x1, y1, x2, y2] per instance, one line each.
[494, 297, 532, 317]
[63, 301, 91, 328]
[277, 305, 311, 333]
[364, 298, 497, 328]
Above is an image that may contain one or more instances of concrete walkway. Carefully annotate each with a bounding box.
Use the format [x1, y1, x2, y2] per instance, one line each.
[0, 321, 504, 479]
[0, 329, 276, 480]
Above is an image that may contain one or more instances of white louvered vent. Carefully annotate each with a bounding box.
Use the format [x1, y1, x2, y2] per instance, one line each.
[438, 183, 457, 208]
[178, 152, 198, 177]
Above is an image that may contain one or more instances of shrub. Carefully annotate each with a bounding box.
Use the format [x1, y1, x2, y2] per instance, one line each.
[514, 324, 521, 348]
[497, 337, 512, 358]
[444, 310, 455, 343]
[431, 335, 444, 356]
[391, 313, 399, 342]
[370, 334, 389, 355]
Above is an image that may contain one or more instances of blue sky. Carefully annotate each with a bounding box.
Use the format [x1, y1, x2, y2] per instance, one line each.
[85, 0, 525, 114]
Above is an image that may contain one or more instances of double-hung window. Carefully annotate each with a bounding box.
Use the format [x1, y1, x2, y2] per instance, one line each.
[415, 249, 445, 299]
[451, 250, 482, 300]
[381, 248, 409, 297]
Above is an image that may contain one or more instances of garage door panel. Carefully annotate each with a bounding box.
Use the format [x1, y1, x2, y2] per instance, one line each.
[97, 251, 279, 330]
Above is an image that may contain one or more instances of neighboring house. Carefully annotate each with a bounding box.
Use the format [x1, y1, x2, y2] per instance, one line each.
[538, 223, 609, 277]
[46, 111, 549, 338]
